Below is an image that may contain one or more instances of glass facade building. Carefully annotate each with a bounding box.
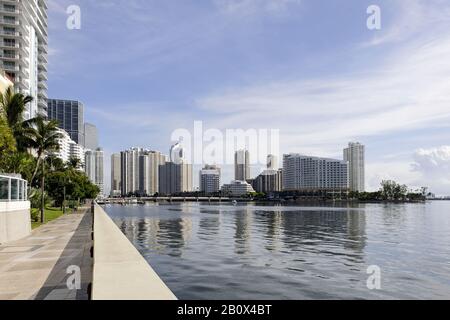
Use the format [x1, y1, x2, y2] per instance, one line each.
[47, 99, 85, 145]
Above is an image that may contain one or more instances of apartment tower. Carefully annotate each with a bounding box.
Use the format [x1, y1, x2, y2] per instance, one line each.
[0, 0, 48, 119]
[343, 142, 365, 192]
[110, 153, 121, 197]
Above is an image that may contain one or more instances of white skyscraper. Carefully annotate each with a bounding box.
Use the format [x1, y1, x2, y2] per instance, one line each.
[139, 151, 167, 196]
[85, 148, 104, 196]
[344, 142, 365, 192]
[95, 149, 104, 196]
[54, 128, 85, 167]
[120, 148, 141, 196]
[0, 0, 48, 119]
[120, 148, 167, 196]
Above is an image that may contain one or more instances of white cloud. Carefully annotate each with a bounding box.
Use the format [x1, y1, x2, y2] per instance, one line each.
[214, 0, 302, 16]
[197, 34, 450, 148]
[367, 161, 421, 192]
[412, 146, 450, 195]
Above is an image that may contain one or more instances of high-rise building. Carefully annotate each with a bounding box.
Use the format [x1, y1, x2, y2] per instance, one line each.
[199, 165, 221, 195]
[283, 154, 349, 191]
[110, 153, 121, 197]
[120, 147, 141, 196]
[53, 128, 85, 166]
[234, 150, 250, 181]
[85, 150, 95, 183]
[84, 123, 98, 151]
[85, 148, 104, 197]
[120, 148, 167, 196]
[252, 169, 282, 194]
[159, 162, 192, 195]
[139, 151, 166, 196]
[344, 142, 365, 192]
[252, 156, 282, 193]
[95, 148, 104, 196]
[267, 154, 278, 171]
[0, 0, 48, 120]
[47, 99, 84, 145]
[69, 142, 85, 168]
[53, 129, 73, 163]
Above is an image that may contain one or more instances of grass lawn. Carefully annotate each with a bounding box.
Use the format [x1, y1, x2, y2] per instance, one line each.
[31, 207, 65, 229]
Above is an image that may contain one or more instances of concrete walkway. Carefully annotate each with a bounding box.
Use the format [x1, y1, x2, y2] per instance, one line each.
[0, 208, 92, 300]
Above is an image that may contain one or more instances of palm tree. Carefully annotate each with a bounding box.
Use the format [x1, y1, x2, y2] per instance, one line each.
[67, 156, 83, 171]
[0, 87, 33, 151]
[25, 116, 61, 223]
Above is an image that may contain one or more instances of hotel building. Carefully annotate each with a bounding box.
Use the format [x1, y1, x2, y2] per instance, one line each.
[283, 154, 349, 191]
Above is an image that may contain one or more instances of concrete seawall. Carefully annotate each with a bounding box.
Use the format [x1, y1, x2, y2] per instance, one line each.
[92, 203, 177, 300]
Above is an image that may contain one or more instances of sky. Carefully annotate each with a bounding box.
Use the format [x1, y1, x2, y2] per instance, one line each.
[47, 0, 450, 195]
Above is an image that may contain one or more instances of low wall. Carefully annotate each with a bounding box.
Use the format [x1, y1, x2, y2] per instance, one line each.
[0, 201, 31, 244]
[92, 204, 177, 300]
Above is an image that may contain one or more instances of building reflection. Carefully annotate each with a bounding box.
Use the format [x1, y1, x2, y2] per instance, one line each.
[156, 217, 192, 257]
[280, 208, 367, 257]
[198, 209, 221, 238]
[264, 209, 283, 252]
[234, 207, 252, 254]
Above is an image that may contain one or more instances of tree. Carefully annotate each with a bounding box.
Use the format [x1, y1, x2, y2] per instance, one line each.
[67, 156, 82, 171]
[0, 87, 33, 151]
[0, 114, 16, 168]
[380, 180, 408, 201]
[25, 116, 62, 223]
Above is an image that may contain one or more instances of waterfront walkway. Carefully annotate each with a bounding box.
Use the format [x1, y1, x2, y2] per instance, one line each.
[0, 207, 92, 300]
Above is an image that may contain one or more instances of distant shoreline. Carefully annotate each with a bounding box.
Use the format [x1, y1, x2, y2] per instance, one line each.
[100, 198, 435, 205]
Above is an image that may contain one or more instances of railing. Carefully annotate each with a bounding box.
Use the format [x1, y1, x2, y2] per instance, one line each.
[0, 174, 28, 202]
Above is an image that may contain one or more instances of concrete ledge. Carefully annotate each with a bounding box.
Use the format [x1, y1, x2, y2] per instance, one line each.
[92, 204, 177, 300]
[0, 201, 31, 244]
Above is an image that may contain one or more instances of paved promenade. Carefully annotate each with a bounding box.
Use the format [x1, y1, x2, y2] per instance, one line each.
[0, 208, 92, 300]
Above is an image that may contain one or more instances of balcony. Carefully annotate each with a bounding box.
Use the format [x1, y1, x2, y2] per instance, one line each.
[38, 80, 47, 90]
[0, 42, 19, 48]
[2, 64, 19, 72]
[0, 52, 19, 60]
[38, 71, 47, 81]
[0, 19, 19, 26]
[38, 89, 47, 100]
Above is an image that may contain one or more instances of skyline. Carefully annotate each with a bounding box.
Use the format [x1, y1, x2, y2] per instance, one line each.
[47, 0, 450, 195]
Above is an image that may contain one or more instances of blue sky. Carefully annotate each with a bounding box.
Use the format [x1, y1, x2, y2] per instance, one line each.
[47, 0, 450, 195]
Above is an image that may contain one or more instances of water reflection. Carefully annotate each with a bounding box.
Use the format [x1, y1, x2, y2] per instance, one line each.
[104, 202, 450, 300]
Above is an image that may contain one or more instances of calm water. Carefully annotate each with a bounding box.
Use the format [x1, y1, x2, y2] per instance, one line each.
[104, 202, 450, 300]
